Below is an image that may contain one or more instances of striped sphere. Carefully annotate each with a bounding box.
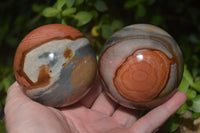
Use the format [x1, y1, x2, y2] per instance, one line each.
[99, 24, 183, 109]
[14, 24, 97, 107]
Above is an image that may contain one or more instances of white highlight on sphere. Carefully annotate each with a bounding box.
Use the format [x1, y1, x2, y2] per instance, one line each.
[136, 54, 143, 62]
[49, 52, 55, 61]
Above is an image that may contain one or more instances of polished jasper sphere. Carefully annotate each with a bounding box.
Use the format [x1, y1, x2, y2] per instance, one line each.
[14, 24, 97, 107]
[99, 24, 183, 109]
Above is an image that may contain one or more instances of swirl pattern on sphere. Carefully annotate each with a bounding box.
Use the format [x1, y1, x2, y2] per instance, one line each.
[14, 24, 97, 107]
[99, 24, 183, 109]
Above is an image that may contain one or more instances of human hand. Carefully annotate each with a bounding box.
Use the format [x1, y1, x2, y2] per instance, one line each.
[5, 79, 186, 133]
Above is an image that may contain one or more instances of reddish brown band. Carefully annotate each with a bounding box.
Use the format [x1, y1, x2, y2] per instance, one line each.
[114, 49, 173, 102]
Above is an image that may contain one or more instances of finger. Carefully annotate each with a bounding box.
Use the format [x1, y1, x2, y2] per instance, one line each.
[91, 91, 118, 116]
[5, 82, 33, 123]
[112, 106, 143, 128]
[129, 91, 187, 133]
[5, 82, 33, 115]
[6, 82, 31, 105]
[80, 77, 103, 108]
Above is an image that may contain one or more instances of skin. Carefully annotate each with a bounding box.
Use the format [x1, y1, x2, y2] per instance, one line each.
[5, 79, 186, 133]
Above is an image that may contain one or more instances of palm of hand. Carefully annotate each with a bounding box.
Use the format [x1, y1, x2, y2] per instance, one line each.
[5, 81, 186, 133]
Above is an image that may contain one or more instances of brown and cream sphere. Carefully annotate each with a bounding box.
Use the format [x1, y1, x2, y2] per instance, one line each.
[14, 24, 97, 107]
[99, 24, 183, 109]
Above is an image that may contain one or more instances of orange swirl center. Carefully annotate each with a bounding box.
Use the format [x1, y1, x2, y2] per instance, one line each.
[114, 49, 172, 102]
